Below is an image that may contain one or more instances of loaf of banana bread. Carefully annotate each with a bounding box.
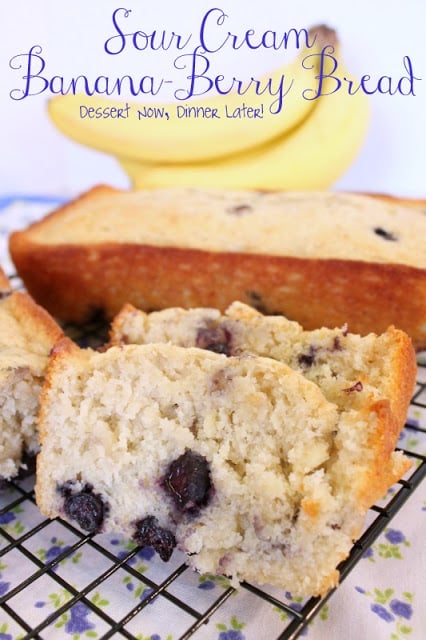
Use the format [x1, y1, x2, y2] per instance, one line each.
[9, 186, 426, 349]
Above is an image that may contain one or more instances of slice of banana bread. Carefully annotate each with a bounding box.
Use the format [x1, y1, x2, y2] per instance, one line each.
[36, 339, 411, 596]
[110, 301, 416, 436]
[0, 268, 63, 480]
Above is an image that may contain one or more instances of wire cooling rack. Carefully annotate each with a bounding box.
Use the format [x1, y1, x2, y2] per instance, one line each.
[1, 311, 425, 639]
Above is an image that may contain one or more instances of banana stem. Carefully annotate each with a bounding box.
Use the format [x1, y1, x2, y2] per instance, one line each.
[308, 24, 338, 51]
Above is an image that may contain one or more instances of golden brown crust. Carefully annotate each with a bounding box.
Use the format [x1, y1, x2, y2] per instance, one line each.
[36, 336, 80, 448]
[3, 290, 64, 348]
[9, 239, 426, 351]
[379, 326, 418, 429]
[48, 335, 80, 360]
[0, 265, 64, 351]
[358, 192, 426, 212]
[354, 328, 417, 508]
[356, 398, 412, 510]
[108, 302, 138, 345]
[0, 267, 12, 291]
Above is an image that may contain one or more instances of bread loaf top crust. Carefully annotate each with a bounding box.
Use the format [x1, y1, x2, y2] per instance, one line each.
[10, 186, 426, 268]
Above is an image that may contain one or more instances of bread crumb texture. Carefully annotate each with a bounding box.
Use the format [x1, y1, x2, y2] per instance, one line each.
[36, 331, 414, 597]
[110, 301, 416, 434]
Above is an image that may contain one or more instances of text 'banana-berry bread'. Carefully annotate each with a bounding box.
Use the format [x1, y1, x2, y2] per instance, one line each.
[110, 301, 417, 440]
[0, 268, 63, 480]
[36, 338, 412, 597]
[8, 186, 426, 349]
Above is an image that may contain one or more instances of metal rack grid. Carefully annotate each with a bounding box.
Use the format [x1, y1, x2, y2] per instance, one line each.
[1, 326, 425, 639]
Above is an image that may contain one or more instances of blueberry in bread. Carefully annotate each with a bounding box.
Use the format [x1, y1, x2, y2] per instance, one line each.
[110, 300, 417, 437]
[36, 338, 412, 596]
[0, 268, 63, 480]
[8, 186, 426, 349]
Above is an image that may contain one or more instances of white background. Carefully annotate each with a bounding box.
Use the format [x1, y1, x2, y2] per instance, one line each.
[1, 0, 425, 198]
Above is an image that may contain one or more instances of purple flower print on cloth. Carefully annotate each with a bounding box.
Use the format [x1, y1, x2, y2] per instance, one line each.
[216, 616, 246, 639]
[111, 537, 156, 563]
[218, 631, 245, 640]
[45, 539, 72, 564]
[0, 563, 10, 598]
[362, 546, 374, 560]
[0, 565, 10, 596]
[198, 574, 231, 591]
[0, 579, 10, 597]
[198, 579, 215, 590]
[371, 527, 411, 560]
[35, 536, 74, 572]
[356, 586, 415, 637]
[64, 602, 95, 634]
[0, 512, 15, 525]
[371, 603, 395, 622]
[384, 529, 406, 544]
[389, 599, 413, 620]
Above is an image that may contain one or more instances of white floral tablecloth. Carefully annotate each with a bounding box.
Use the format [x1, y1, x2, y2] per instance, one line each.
[0, 196, 425, 640]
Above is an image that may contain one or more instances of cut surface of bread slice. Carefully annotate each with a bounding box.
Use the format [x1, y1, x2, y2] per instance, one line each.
[36, 338, 411, 596]
[0, 267, 63, 479]
[110, 301, 417, 439]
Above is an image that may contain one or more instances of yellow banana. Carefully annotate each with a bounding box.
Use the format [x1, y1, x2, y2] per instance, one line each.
[120, 36, 370, 190]
[47, 27, 329, 164]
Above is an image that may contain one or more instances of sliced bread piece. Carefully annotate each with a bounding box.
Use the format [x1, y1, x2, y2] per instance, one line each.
[0, 268, 63, 480]
[110, 301, 417, 437]
[36, 339, 411, 596]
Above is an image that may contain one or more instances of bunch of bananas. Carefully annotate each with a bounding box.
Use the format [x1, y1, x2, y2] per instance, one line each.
[48, 26, 369, 190]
